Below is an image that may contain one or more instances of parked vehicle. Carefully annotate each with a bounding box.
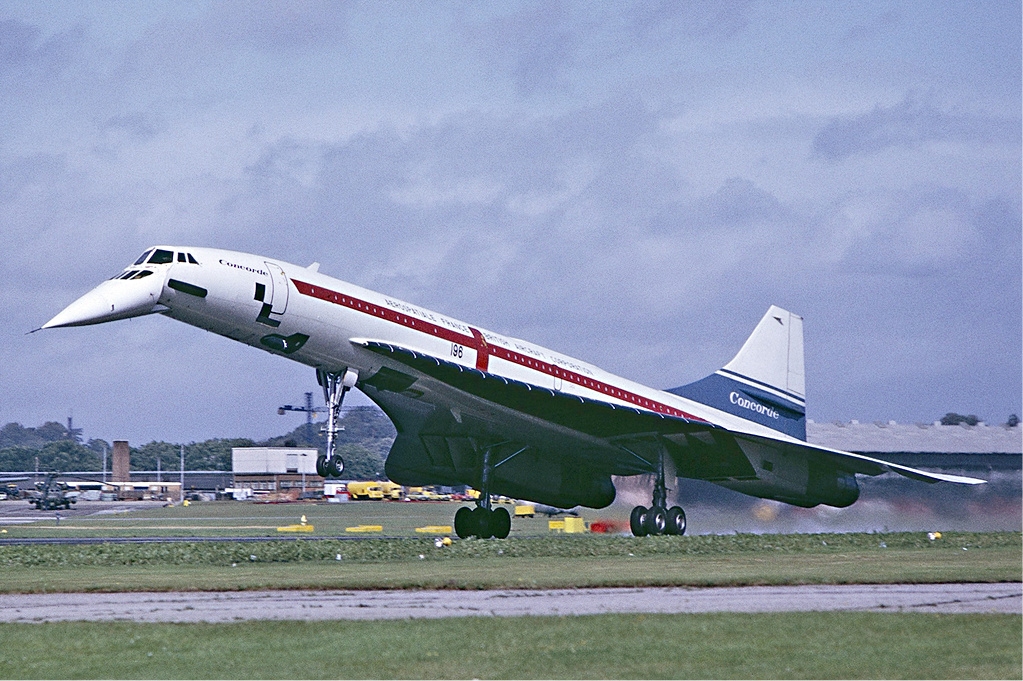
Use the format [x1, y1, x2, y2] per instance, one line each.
[346, 481, 384, 500]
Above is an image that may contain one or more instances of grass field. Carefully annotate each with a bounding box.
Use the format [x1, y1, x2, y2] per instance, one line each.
[0, 613, 1019, 679]
[2, 502, 1020, 679]
[0, 531, 1018, 593]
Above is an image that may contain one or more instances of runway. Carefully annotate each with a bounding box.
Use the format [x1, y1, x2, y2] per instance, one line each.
[1, 584, 1018, 623]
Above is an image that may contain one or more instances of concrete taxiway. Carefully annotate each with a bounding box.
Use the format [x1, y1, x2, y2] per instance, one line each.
[0, 584, 1018, 623]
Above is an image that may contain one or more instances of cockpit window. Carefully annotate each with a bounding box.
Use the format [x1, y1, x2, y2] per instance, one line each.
[187, 253, 199, 264]
[133, 249, 153, 266]
[111, 269, 156, 280]
[148, 249, 174, 264]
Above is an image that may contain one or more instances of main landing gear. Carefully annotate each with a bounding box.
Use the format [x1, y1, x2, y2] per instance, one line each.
[315, 368, 358, 479]
[453, 443, 512, 540]
[454, 504, 511, 540]
[629, 448, 686, 537]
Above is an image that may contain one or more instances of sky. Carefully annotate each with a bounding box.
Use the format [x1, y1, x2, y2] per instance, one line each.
[1, 1, 1020, 446]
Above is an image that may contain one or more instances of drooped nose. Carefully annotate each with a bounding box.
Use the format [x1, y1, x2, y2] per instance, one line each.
[42, 273, 166, 329]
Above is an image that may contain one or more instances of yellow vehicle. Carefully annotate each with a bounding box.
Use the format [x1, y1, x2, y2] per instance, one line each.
[378, 481, 403, 500]
[345, 481, 384, 500]
[404, 486, 430, 501]
[405, 486, 449, 501]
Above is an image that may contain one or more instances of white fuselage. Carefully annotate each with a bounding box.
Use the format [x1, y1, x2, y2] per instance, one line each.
[46, 246, 799, 443]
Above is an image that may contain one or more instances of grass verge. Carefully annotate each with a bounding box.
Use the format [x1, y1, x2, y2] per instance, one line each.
[0, 532, 1018, 593]
[0, 613, 1019, 679]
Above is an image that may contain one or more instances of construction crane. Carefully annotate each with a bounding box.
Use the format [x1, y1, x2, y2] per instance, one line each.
[277, 392, 326, 444]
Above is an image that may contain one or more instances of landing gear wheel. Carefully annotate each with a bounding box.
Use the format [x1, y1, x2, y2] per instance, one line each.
[491, 507, 511, 539]
[630, 505, 649, 537]
[454, 506, 473, 539]
[645, 506, 667, 535]
[316, 455, 328, 478]
[327, 457, 344, 478]
[472, 506, 493, 539]
[666, 506, 686, 536]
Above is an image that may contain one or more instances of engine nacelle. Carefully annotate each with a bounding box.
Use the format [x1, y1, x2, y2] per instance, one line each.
[384, 433, 617, 509]
[720, 445, 861, 508]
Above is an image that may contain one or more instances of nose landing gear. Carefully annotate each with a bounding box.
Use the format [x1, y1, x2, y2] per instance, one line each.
[314, 368, 358, 479]
[629, 447, 687, 537]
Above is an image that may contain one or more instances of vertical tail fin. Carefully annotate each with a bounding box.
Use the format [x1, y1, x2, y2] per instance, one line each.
[667, 306, 807, 439]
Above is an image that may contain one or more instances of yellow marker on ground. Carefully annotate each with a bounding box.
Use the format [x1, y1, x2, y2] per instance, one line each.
[549, 517, 587, 533]
[415, 525, 453, 534]
[277, 524, 314, 533]
[345, 524, 383, 533]
[563, 516, 586, 533]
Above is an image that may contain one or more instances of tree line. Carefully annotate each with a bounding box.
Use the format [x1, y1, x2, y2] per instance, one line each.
[0, 407, 396, 480]
[3, 410, 1016, 478]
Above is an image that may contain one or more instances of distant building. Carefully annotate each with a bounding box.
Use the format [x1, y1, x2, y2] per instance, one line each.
[231, 447, 321, 494]
[807, 421, 1021, 472]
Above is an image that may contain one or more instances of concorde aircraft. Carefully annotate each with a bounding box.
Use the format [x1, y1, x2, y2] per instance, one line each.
[42, 246, 984, 538]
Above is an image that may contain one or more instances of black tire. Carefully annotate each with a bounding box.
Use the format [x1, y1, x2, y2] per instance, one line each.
[644, 505, 667, 535]
[472, 507, 493, 539]
[454, 506, 473, 539]
[327, 457, 344, 478]
[666, 506, 686, 536]
[491, 507, 511, 539]
[630, 505, 649, 537]
[315, 455, 328, 478]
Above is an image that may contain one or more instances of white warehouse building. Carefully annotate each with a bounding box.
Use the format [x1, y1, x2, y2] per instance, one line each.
[231, 447, 320, 494]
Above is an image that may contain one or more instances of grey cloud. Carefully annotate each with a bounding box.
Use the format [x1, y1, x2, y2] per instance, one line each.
[842, 9, 901, 43]
[0, 19, 83, 96]
[0, 152, 65, 205]
[469, 2, 579, 95]
[625, 0, 754, 40]
[468, 1, 754, 97]
[830, 185, 1019, 278]
[0, 18, 75, 71]
[203, 0, 349, 53]
[0, 18, 41, 63]
[100, 113, 159, 140]
[812, 98, 1021, 161]
[693, 177, 785, 228]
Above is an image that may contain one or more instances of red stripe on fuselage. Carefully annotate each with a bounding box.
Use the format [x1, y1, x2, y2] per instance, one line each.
[469, 327, 489, 372]
[291, 279, 704, 422]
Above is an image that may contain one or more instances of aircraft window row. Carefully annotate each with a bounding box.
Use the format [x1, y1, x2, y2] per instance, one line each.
[112, 270, 155, 281]
[133, 249, 200, 266]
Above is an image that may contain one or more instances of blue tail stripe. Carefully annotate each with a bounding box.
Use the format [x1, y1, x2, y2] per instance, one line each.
[717, 368, 805, 405]
[666, 373, 807, 441]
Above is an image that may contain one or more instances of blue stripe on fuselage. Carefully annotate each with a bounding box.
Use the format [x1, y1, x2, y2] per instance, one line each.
[666, 372, 806, 440]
